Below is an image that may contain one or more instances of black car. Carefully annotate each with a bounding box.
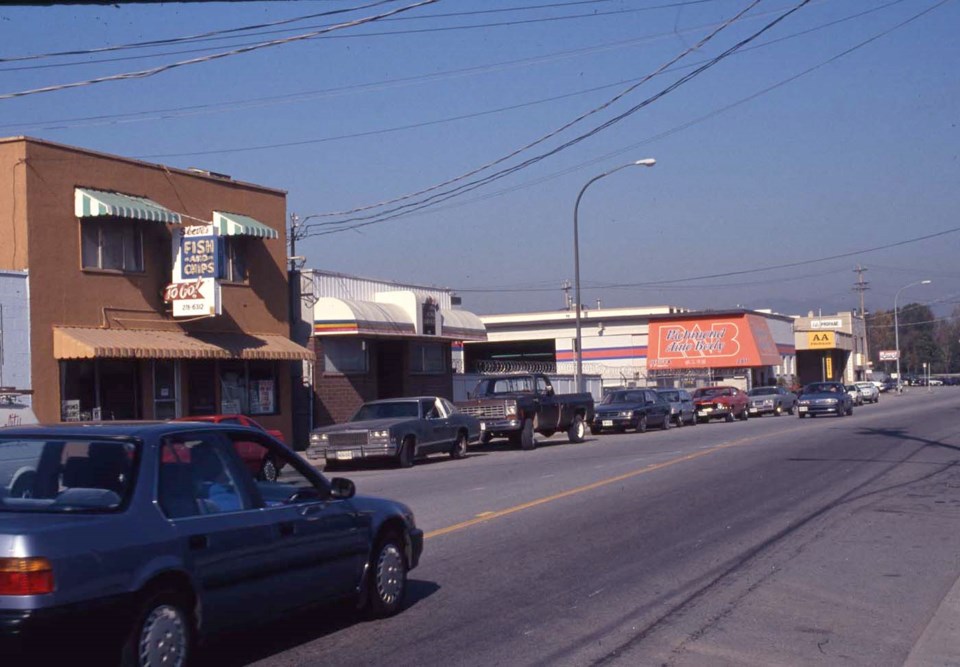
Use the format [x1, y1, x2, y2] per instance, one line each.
[591, 389, 672, 434]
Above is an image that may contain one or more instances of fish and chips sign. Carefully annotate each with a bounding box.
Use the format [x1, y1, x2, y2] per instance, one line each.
[164, 224, 222, 317]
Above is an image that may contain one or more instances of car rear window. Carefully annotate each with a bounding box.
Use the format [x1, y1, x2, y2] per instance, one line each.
[0, 438, 137, 513]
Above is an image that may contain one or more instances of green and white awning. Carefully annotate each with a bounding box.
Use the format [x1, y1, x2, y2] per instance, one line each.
[74, 187, 181, 224]
[213, 211, 278, 240]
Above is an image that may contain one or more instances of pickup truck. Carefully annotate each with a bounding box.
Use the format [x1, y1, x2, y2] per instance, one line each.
[455, 374, 595, 450]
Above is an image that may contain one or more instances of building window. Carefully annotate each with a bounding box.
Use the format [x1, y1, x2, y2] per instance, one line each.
[222, 237, 247, 283]
[217, 361, 278, 415]
[81, 219, 144, 272]
[411, 342, 445, 374]
[324, 338, 368, 374]
[60, 359, 141, 421]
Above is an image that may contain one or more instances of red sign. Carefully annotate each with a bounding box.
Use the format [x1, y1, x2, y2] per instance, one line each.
[163, 278, 206, 302]
[647, 315, 782, 370]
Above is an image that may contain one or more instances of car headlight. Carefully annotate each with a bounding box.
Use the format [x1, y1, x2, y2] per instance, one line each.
[369, 429, 390, 440]
[310, 432, 328, 444]
[621, 410, 633, 417]
[825, 398, 838, 404]
[798, 400, 810, 406]
[763, 399, 774, 406]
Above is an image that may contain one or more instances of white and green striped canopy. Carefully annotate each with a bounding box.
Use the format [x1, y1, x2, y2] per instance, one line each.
[74, 187, 181, 224]
[213, 211, 278, 239]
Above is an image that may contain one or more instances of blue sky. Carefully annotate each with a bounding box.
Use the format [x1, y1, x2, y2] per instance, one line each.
[2, 0, 957, 317]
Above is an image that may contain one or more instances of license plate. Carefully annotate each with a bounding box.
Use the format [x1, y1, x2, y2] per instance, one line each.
[749, 408, 758, 413]
[602, 420, 614, 427]
[335, 451, 354, 460]
[799, 406, 807, 412]
[698, 409, 710, 415]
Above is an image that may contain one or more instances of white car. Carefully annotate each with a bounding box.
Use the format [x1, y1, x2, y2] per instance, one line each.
[846, 385, 864, 406]
[855, 382, 880, 403]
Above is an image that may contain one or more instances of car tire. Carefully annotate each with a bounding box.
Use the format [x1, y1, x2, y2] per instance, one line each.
[675, 414, 684, 427]
[520, 419, 536, 450]
[787, 405, 795, 415]
[725, 412, 735, 423]
[567, 414, 586, 444]
[637, 415, 648, 433]
[398, 436, 415, 468]
[661, 414, 672, 430]
[365, 532, 408, 619]
[846, 405, 854, 416]
[739, 407, 749, 421]
[774, 404, 782, 416]
[121, 590, 193, 667]
[450, 431, 468, 459]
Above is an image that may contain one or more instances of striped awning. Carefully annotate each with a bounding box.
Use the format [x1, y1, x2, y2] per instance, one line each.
[441, 309, 487, 341]
[74, 188, 181, 224]
[53, 327, 313, 361]
[214, 211, 278, 239]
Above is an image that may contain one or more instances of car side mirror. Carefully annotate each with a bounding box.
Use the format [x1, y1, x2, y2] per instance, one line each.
[329, 477, 356, 500]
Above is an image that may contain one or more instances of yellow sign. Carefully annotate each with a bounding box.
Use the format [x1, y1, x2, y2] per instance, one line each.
[825, 356, 833, 379]
[807, 331, 835, 349]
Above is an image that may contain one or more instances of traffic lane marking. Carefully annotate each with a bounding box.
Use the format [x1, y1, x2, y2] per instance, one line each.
[424, 431, 770, 540]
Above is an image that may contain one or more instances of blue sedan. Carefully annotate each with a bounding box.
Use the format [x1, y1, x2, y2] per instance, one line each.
[0, 422, 422, 665]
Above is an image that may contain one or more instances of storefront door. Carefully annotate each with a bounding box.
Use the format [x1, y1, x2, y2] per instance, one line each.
[153, 360, 180, 419]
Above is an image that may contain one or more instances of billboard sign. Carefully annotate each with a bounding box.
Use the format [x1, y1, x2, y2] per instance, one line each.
[878, 350, 900, 361]
[166, 224, 222, 317]
[647, 315, 782, 370]
[810, 318, 843, 330]
[807, 332, 835, 349]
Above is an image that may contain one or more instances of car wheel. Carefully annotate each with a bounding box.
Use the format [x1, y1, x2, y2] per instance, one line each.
[846, 405, 854, 416]
[121, 590, 193, 667]
[259, 457, 279, 482]
[637, 415, 648, 433]
[397, 436, 415, 468]
[725, 412, 735, 423]
[675, 414, 684, 427]
[661, 413, 672, 430]
[520, 418, 536, 450]
[450, 431, 468, 459]
[567, 414, 586, 444]
[787, 405, 795, 415]
[365, 532, 408, 618]
[739, 407, 749, 421]
[689, 414, 698, 426]
[774, 404, 782, 416]
[590, 425, 602, 435]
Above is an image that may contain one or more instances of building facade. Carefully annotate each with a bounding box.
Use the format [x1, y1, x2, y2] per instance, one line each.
[294, 270, 485, 428]
[0, 137, 311, 442]
[793, 311, 868, 384]
[467, 306, 797, 393]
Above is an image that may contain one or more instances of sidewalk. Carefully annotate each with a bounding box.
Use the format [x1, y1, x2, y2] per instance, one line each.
[903, 571, 960, 666]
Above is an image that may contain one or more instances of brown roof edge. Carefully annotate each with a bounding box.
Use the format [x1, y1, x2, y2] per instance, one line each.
[3, 136, 287, 196]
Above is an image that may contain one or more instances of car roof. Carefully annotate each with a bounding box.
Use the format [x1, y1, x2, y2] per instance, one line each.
[364, 397, 439, 404]
[0, 421, 261, 440]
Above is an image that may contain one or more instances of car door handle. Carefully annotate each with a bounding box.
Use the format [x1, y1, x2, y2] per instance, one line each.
[188, 534, 208, 551]
[279, 521, 296, 536]
[299, 505, 323, 520]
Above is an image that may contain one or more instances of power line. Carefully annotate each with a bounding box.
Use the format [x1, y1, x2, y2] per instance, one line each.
[0, 0, 440, 101]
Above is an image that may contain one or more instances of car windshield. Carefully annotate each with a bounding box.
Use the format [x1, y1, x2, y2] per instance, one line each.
[352, 401, 420, 421]
[475, 377, 535, 395]
[803, 383, 840, 394]
[0, 438, 137, 513]
[748, 387, 777, 396]
[658, 391, 680, 402]
[601, 391, 645, 404]
[693, 388, 727, 398]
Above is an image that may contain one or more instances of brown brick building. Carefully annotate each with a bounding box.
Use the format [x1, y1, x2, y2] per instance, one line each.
[0, 137, 311, 442]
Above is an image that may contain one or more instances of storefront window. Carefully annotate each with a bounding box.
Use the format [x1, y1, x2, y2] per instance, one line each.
[324, 338, 368, 374]
[247, 362, 277, 415]
[411, 342, 445, 374]
[219, 361, 247, 414]
[80, 219, 144, 272]
[59, 359, 140, 421]
[60, 360, 96, 421]
[187, 361, 217, 415]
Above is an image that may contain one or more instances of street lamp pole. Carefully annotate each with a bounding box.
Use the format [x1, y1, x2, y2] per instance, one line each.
[894, 279, 931, 393]
[573, 159, 656, 393]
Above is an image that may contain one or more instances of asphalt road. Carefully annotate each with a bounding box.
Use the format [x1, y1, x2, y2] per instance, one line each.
[205, 388, 960, 667]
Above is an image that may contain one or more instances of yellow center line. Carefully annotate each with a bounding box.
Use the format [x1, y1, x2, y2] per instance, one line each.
[425, 433, 763, 540]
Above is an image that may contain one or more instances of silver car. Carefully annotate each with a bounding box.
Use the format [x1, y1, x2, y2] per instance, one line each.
[854, 382, 880, 403]
[747, 386, 797, 416]
[0, 423, 423, 665]
[655, 389, 696, 426]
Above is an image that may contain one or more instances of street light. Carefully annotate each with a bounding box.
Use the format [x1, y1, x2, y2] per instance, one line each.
[573, 159, 656, 392]
[894, 279, 931, 393]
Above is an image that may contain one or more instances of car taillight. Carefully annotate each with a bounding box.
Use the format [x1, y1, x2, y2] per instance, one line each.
[0, 557, 55, 595]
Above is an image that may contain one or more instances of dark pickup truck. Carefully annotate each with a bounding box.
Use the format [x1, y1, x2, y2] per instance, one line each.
[455, 373, 595, 450]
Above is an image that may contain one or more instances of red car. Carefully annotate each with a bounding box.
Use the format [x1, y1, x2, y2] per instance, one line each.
[692, 386, 749, 423]
[172, 414, 286, 481]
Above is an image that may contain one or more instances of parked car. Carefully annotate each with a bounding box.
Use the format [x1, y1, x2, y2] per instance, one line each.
[0, 422, 423, 664]
[655, 388, 696, 426]
[172, 414, 290, 480]
[456, 374, 594, 450]
[845, 384, 864, 406]
[692, 386, 749, 423]
[591, 388, 672, 434]
[746, 386, 797, 416]
[797, 381, 854, 417]
[854, 382, 880, 403]
[309, 396, 479, 467]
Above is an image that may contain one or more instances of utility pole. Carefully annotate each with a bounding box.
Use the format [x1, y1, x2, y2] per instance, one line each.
[852, 265, 870, 379]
